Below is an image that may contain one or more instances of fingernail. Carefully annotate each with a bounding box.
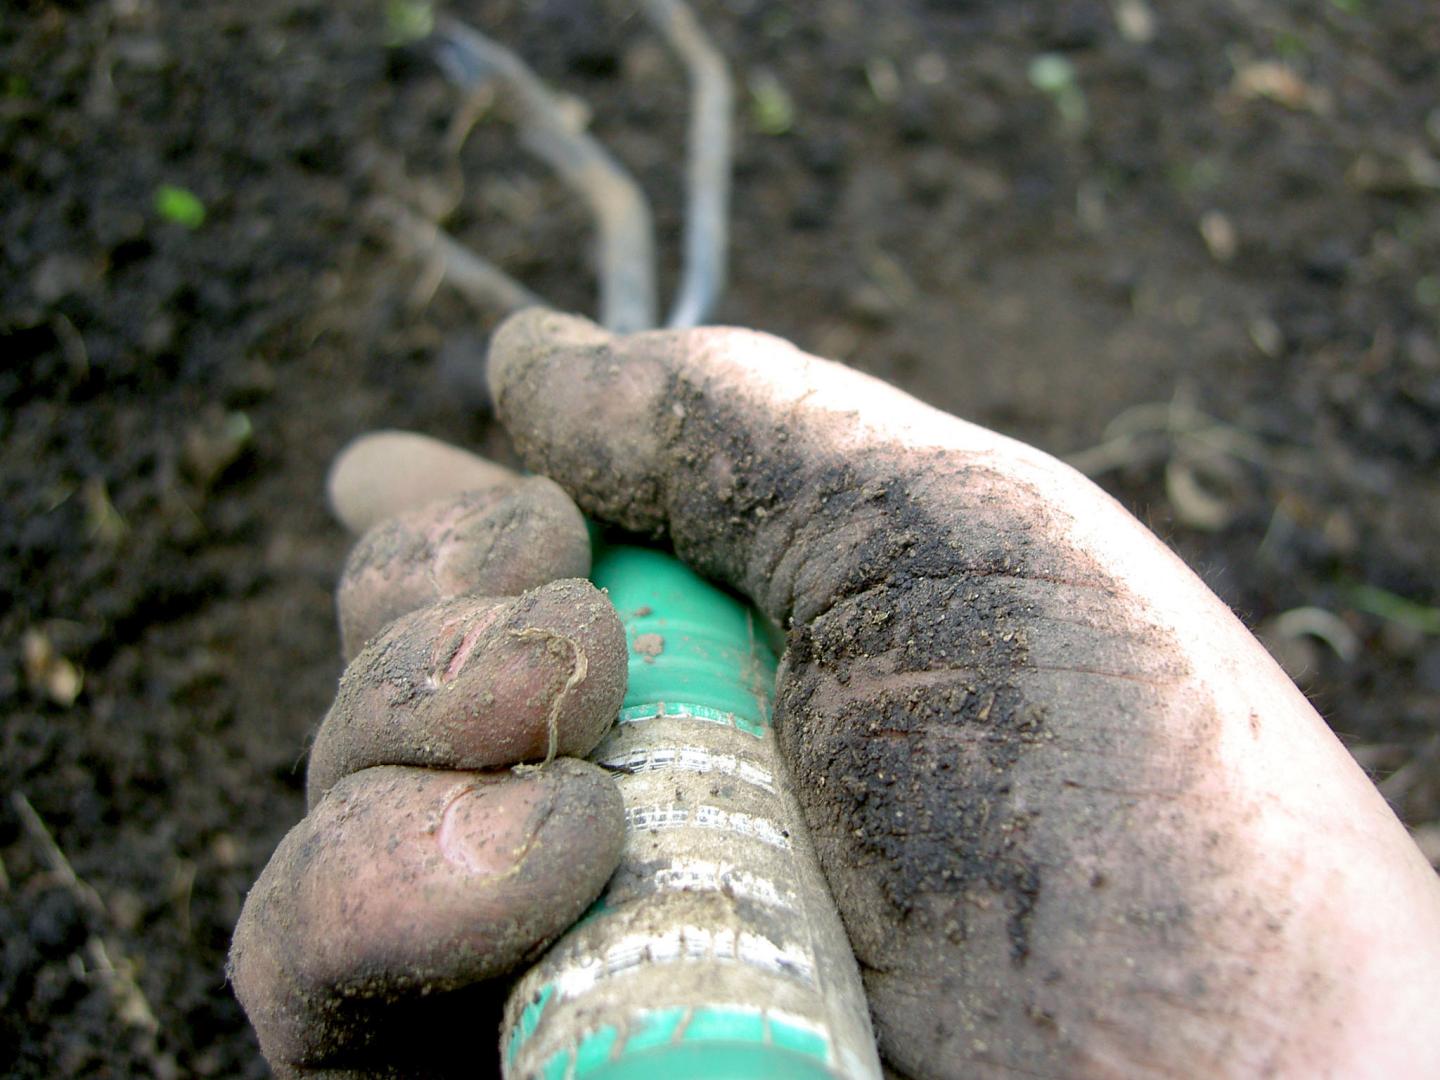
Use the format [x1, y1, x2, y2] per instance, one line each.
[436, 780, 550, 877]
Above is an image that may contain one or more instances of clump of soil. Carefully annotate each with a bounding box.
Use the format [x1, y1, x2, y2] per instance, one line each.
[2, 0, 1437, 1073]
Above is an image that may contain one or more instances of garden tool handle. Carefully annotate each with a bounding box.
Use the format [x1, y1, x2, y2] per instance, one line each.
[499, 544, 881, 1079]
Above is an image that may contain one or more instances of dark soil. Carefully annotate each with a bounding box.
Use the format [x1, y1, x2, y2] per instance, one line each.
[3, 0, 1437, 1074]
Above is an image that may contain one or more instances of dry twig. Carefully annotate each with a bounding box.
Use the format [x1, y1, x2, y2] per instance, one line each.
[12, 791, 161, 1039]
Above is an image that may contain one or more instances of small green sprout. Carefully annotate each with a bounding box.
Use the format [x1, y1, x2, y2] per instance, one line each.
[1345, 585, 1440, 636]
[1027, 54, 1075, 95]
[385, 0, 434, 47]
[154, 184, 206, 229]
[749, 71, 795, 136]
[1028, 54, 1088, 135]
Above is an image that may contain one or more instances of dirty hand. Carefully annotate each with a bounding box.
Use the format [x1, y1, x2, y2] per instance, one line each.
[232, 309, 1440, 1078]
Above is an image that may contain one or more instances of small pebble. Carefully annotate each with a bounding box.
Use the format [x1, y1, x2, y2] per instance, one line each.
[1199, 210, 1238, 263]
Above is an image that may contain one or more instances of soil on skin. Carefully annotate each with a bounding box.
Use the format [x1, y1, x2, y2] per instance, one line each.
[2, 0, 1437, 1074]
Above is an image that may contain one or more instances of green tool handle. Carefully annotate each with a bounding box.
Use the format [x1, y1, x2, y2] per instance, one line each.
[499, 544, 880, 1079]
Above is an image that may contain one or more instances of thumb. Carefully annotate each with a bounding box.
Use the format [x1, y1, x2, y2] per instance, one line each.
[488, 307, 1440, 1078]
[488, 305, 1034, 628]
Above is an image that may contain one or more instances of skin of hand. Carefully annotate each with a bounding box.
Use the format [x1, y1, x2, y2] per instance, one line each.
[231, 308, 1440, 1079]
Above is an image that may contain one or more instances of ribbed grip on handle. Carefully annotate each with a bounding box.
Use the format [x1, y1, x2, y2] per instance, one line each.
[500, 545, 880, 1080]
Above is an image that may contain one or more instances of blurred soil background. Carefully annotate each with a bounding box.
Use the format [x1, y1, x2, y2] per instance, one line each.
[2, 0, 1438, 1074]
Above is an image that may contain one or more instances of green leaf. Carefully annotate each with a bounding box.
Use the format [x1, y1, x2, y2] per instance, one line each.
[1345, 584, 1440, 635]
[1027, 54, 1077, 95]
[385, 0, 434, 47]
[749, 71, 795, 136]
[154, 184, 206, 229]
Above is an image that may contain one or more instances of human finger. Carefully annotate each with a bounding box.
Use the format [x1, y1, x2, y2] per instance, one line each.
[229, 759, 623, 1075]
[327, 429, 518, 534]
[309, 578, 626, 805]
[335, 477, 590, 660]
